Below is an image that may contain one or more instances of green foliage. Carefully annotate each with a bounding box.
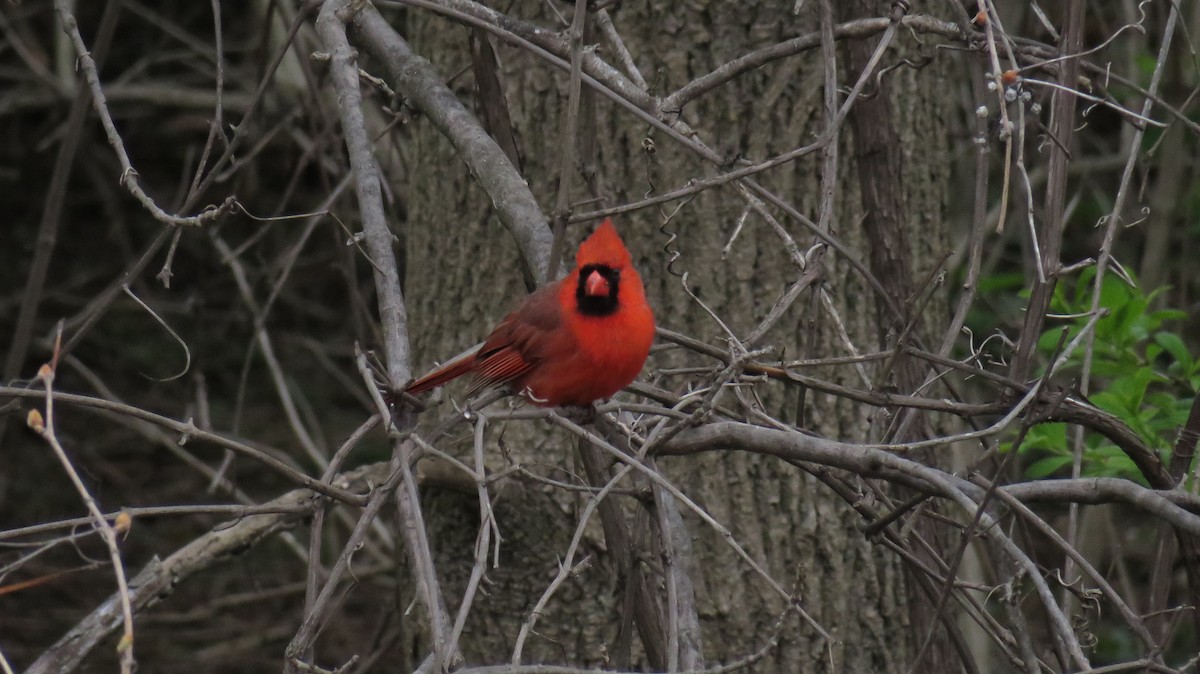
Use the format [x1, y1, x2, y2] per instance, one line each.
[1002, 268, 1197, 482]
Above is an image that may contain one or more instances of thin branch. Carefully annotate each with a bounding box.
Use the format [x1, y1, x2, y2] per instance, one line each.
[24, 462, 392, 674]
[30, 346, 136, 674]
[511, 462, 634, 665]
[1, 0, 123, 405]
[52, 0, 235, 227]
[283, 463, 405, 665]
[546, 0, 589, 280]
[661, 15, 964, 112]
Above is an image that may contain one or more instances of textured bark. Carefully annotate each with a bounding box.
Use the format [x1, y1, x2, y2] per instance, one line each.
[398, 2, 953, 670]
[839, 0, 953, 670]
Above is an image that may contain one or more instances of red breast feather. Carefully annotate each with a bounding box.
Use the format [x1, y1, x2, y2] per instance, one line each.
[519, 219, 653, 405]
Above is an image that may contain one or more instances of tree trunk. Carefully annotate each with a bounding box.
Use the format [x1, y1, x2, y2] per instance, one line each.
[399, 2, 954, 670]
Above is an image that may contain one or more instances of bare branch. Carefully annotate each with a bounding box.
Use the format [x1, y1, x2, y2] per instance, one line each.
[52, 0, 236, 228]
[25, 462, 392, 674]
[350, 4, 554, 285]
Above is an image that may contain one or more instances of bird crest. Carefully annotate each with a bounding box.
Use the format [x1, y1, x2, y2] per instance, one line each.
[576, 219, 632, 269]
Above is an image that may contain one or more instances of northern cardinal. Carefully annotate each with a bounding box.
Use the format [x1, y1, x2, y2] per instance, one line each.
[406, 219, 654, 407]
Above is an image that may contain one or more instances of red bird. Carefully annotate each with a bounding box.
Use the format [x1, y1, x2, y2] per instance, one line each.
[405, 219, 655, 407]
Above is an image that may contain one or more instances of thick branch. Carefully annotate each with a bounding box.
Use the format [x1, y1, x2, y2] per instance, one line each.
[315, 2, 457, 669]
[349, 5, 554, 285]
[654, 329, 1171, 483]
[659, 422, 1200, 538]
[1007, 0, 1086, 382]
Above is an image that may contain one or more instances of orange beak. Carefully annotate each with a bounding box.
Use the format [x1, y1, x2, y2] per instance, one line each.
[584, 270, 609, 297]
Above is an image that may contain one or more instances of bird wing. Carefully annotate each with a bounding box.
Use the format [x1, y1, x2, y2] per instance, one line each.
[464, 282, 565, 398]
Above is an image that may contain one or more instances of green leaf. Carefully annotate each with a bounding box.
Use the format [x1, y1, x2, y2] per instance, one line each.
[1027, 454, 1074, 479]
[1099, 454, 1141, 479]
[1156, 332, 1194, 370]
[1038, 326, 1074, 354]
[1150, 308, 1187, 322]
[1146, 343, 1163, 363]
[1095, 367, 1161, 413]
[1083, 444, 1142, 479]
[1016, 423, 1067, 455]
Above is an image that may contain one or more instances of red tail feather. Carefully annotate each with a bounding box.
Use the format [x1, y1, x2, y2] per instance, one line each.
[405, 351, 479, 395]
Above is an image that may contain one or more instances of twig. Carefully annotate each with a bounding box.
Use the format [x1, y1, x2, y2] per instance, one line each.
[0, 386, 366, 505]
[445, 413, 502, 660]
[29, 334, 136, 674]
[510, 462, 634, 664]
[816, 0, 839, 238]
[1, 0, 123, 413]
[316, 1, 411, 386]
[46, 0, 321, 368]
[0, 503, 313, 543]
[648, 457, 704, 671]
[571, 430, 668, 669]
[546, 0, 589, 280]
[594, 9, 647, 90]
[660, 421, 1091, 668]
[24, 462, 392, 674]
[1006, 0, 1086, 383]
[283, 464, 406, 667]
[987, 485, 1164, 660]
[211, 234, 329, 468]
[181, 0, 228, 207]
[298, 414, 382, 665]
[52, 0, 235, 227]
[660, 15, 963, 112]
[550, 414, 835, 647]
[1071, 0, 1189, 636]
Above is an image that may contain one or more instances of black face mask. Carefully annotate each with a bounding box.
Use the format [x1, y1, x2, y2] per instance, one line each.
[575, 264, 621, 317]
